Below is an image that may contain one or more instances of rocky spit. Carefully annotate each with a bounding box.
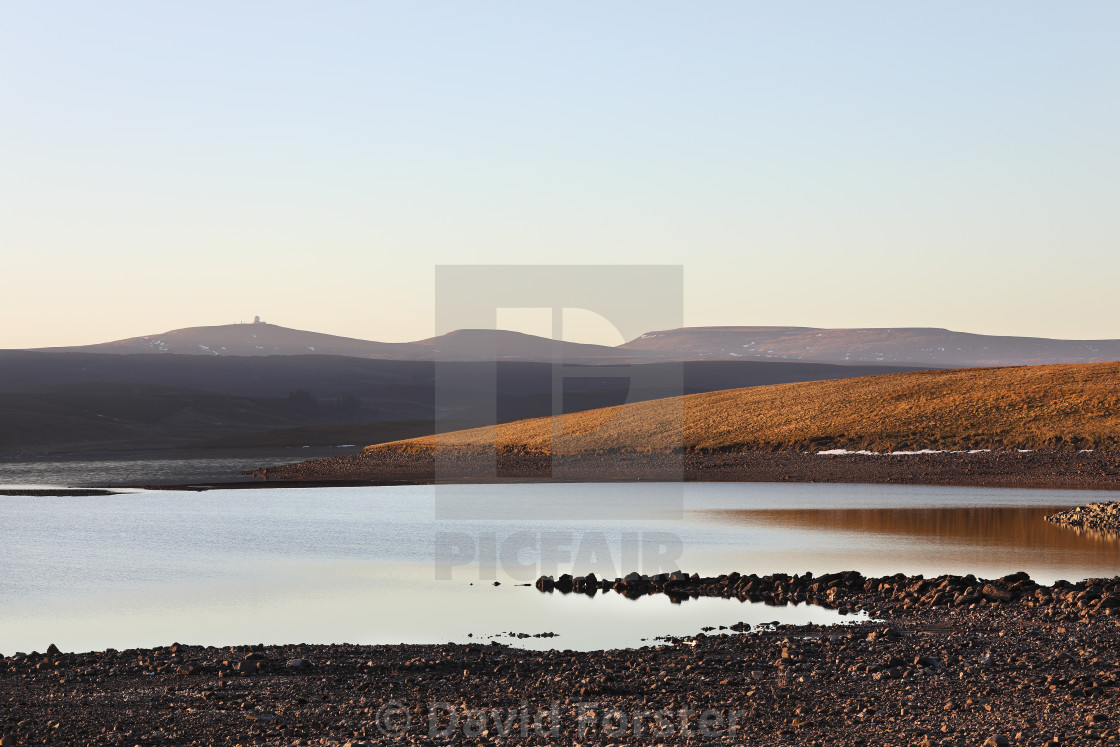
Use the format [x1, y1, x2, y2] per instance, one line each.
[5, 571, 1120, 745]
[534, 569, 1120, 621]
[242, 449, 1120, 491]
[1047, 502, 1120, 538]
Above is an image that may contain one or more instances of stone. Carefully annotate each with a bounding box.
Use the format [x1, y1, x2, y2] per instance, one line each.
[981, 584, 1014, 602]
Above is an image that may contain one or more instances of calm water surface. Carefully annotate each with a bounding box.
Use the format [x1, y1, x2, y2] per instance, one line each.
[1, 481, 1117, 654]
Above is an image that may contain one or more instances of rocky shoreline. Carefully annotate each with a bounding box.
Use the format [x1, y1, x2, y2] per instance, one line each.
[535, 569, 1120, 623]
[1048, 502, 1120, 537]
[243, 449, 1120, 491]
[4, 571, 1120, 745]
[0, 488, 121, 497]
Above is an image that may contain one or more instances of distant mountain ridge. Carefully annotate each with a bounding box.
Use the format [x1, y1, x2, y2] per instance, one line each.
[29, 322, 1120, 367]
[623, 326, 1120, 367]
[34, 323, 427, 360]
[33, 323, 632, 363]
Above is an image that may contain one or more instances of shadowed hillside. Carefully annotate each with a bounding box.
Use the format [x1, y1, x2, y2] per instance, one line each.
[367, 361, 1120, 455]
[0, 352, 919, 454]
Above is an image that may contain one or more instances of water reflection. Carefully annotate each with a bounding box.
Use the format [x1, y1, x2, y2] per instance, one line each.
[701, 506, 1120, 581]
[3, 484, 1118, 654]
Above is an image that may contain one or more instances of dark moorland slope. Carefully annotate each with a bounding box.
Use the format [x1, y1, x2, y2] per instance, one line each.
[0, 352, 919, 454]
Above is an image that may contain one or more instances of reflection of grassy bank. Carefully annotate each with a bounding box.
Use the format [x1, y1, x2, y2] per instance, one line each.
[709, 506, 1120, 549]
[703, 506, 1120, 571]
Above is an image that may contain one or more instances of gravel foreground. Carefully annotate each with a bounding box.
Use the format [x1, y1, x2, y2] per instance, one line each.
[4, 570, 1120, 746]
[244, 449, 1120, 491]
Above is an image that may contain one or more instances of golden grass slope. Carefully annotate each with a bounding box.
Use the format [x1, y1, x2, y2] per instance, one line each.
[366, 361, 1120, 455]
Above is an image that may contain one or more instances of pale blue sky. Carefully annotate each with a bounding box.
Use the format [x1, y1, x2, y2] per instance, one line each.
[2, 1, 1117, 347]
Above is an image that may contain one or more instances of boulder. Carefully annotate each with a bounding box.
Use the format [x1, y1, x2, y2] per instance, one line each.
[981, 584, 1015, 603]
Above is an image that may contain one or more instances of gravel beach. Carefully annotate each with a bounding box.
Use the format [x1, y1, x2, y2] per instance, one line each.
[4, 569, 1120, 745]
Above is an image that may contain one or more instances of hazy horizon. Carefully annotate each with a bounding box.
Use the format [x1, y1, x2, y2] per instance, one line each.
[20, 314, 1120, 351]
[3, 1, 1117, 348]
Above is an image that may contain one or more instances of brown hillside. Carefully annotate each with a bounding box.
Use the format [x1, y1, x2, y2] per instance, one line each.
[366, 361, 1120, 455]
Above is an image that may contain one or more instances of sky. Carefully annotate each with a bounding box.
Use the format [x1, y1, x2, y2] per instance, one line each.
[2, 1, 1118, 348]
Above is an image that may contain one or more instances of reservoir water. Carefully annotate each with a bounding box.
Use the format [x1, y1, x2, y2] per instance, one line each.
[1, 481, 1117, 654]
